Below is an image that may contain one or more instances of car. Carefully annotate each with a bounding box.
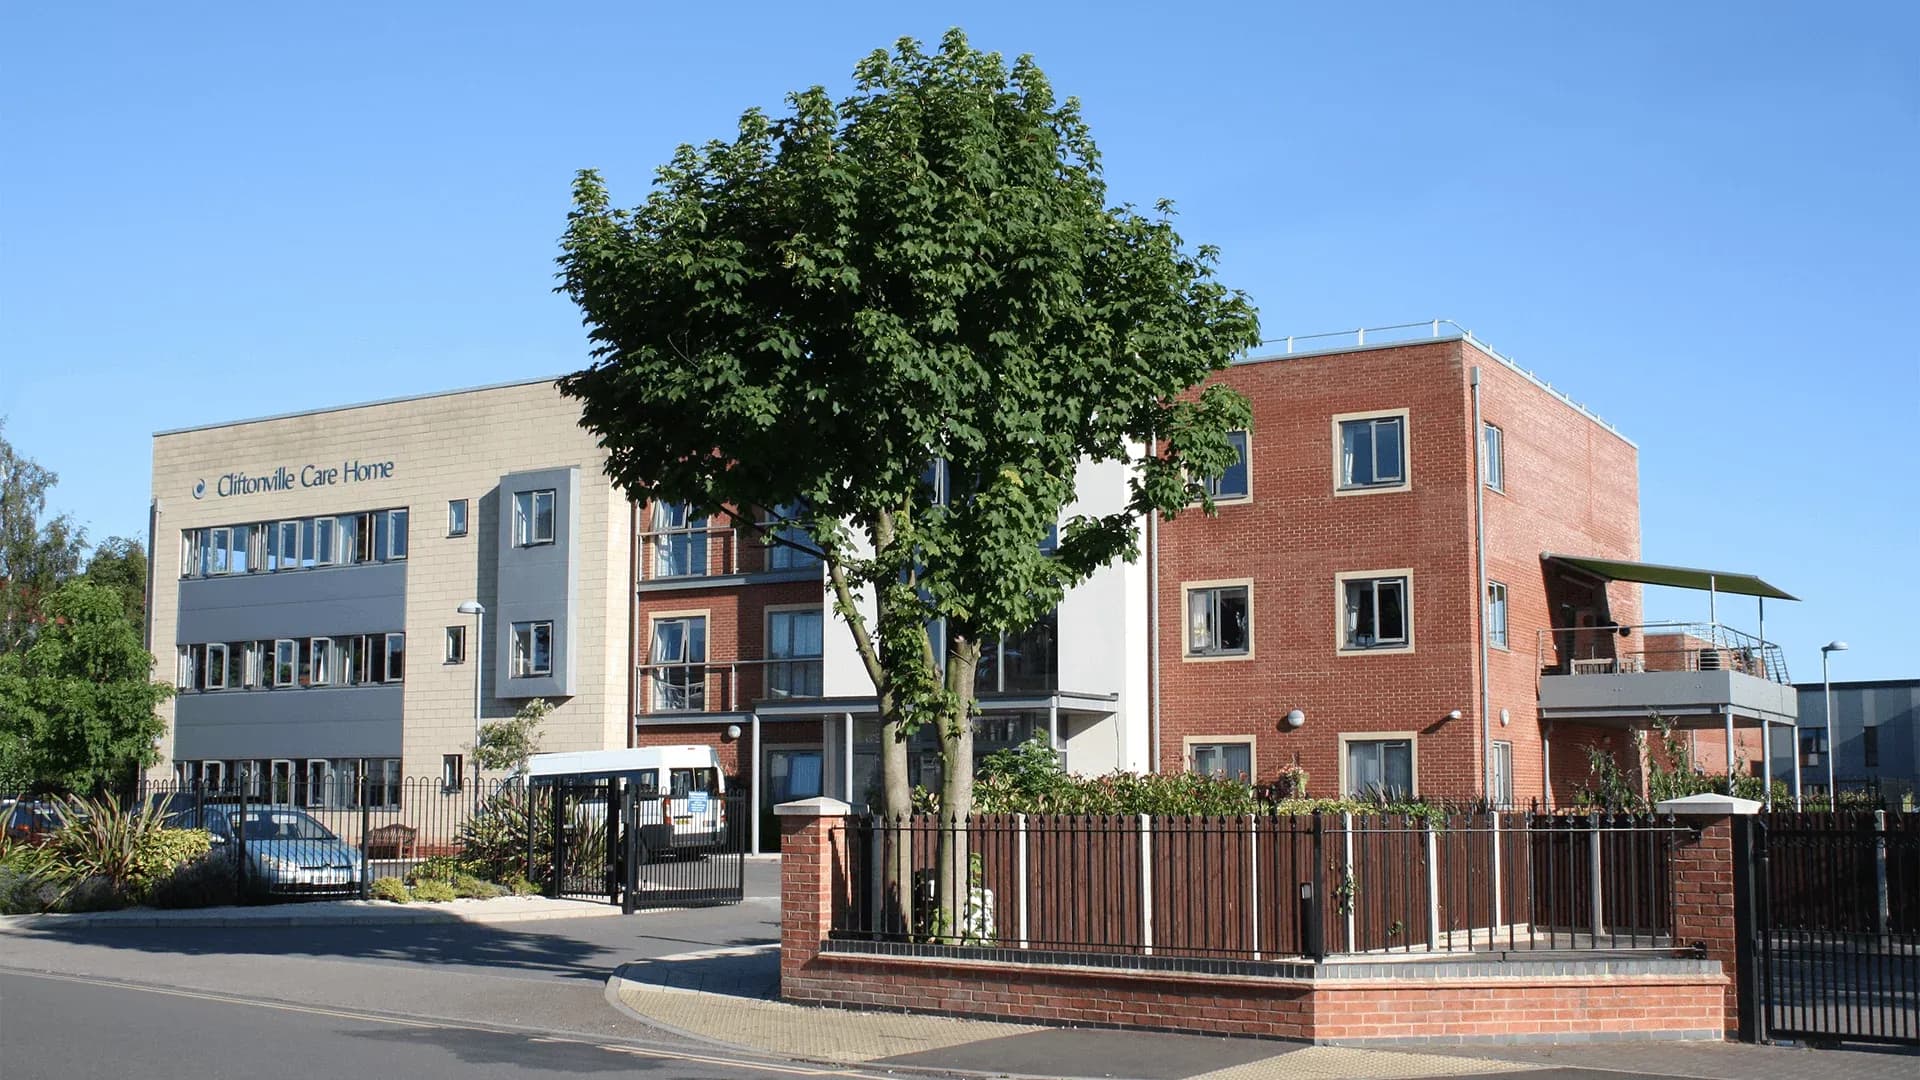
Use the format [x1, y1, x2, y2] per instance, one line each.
[2, 799, 68, 846]
[171, 803, 364, 896]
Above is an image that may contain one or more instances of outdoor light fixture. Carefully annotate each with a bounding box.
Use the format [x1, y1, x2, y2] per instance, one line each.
[724, 724, 742, 740]
[456, 601, 485, 776]
[1446, 709, 1463, 721]
[1820, 640, 1849, 807]
[1499, 708, 1510, 727]
[1284, 709, 1306, 729]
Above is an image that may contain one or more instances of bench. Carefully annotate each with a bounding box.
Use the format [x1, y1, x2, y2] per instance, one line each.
[363, 823, 418, 860]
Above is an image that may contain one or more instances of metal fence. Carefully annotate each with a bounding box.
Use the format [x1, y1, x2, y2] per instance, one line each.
[833, 811, 1695, 967]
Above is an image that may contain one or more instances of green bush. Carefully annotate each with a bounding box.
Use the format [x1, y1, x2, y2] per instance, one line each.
[498, 872, 538, 896]
[409, 879, 457, 903]
[404, 855, 462, 886]
[369, 877, 410, 903]
[145, 855, 238, 910]
[449, 873, 503, 899]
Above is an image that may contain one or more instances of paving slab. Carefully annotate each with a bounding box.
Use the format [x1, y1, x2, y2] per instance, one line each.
[0, 895, 624, 930]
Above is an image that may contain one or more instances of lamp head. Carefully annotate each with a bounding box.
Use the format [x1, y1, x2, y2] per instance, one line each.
[1822, 640, 1849, 654]
[458, 601, 486, 615]
[1283, 709, 1306, 729]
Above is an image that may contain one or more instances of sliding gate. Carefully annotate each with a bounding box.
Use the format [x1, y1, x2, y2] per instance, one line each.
[533, 778, 745, 911]
[1750, 812, 1920, 1046]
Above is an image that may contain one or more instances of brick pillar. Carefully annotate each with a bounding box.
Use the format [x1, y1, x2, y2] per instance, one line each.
[776, 796, 853, 995]
[1659, 793, 1761, 1038]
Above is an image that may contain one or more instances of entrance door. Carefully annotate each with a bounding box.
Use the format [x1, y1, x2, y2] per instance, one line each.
[760, 747, 824, 853]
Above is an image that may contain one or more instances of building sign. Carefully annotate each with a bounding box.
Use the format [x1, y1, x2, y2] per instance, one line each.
[194, 459, 396, 499]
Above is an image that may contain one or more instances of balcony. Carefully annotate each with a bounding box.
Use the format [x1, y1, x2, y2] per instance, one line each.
[638, 520, 823, 588]
[637, 658, 825, 716]
[1536, 622, 1798, 728]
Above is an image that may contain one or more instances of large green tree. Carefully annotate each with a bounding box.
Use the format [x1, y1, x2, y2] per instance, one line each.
[83, 536, 149, 628]
[1, 419, 87, 653]
[557, 32, 1257, 883]
[0, 581, 172, 794]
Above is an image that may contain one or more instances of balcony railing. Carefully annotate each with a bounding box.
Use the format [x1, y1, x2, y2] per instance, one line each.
[637, 658, 825, 715]
[1536, 622, 1791, 685]
[639, 522, 823, 583]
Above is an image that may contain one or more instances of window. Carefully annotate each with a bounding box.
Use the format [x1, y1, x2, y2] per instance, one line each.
[442, 754, 464, 794]
[767, 749, 824, 804]
[447, 499, 469, 538]
[514, 489, 556, 546]
[1341, 574, 1410, 651]
[383, 633, 405, 683]
[201, 643, 226, 690]
[980, 609, 1059, 693]
[1202, 430, 1251, 501]
[313, 516, 336, 566]
[1345, 738, 1414, 798]
[1800, 731, 1827, 767]
[510, 621, 552, 678]
[274, 640, 297, 687]
[763, 501, 820, 570]
[384, 509, 408, 561]
[1490, 741, 1514, 809]
[650, 501, 707, 577]
[1191, 741, 1253, 780]
[1482, 423, 1504, 492]
[1185, 584, 1251, 658]
[1864, 726, 1879, 769]
[650, 616, 707, 710]
[1486, 581, 1509, 650]
[209, 527, 232, 575]
[444, 625, 466, 664]
[766, 608, 823, 698]
[277, 521, 301, 571]
[1336, 412, 1408, 491]
[304, 760, 329, 807]
[177, 646, 197, 690]
[310, 638, 333, 686]
[366, 758, 401, 809]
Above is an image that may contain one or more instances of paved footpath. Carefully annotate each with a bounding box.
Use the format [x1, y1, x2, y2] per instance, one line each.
[611, 943, 1920, 1080]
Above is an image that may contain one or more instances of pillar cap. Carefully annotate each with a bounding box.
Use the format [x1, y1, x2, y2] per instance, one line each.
[773, 796, 854, 817]
[1654, 793, 1763, 816]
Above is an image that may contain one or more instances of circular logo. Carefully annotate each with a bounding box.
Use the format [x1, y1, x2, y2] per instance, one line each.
[192, 479, 206, 500]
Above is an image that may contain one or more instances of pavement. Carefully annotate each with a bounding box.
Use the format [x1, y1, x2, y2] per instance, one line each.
[0, 893, 627, 929]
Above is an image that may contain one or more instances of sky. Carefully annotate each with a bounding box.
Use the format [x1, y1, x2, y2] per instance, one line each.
[2, 2, 1915, 679]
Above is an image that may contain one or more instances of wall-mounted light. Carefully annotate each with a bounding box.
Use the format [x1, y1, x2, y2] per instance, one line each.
[1499, 708, 1510, 727]
[724, 724, 742, 740]
[1284, 709, 1306, 729]
[1446, 709, 1463, 721]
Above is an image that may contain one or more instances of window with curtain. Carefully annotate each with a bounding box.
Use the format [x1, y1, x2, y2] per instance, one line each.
[1186, 585, 1251, 657]
[650, 502, 708, 577]
[514, 489, 556, 546]
[1191, 742, 1253, 780]
[763, 501, 821, 570]
[650, 616, 707, 710]
[1201, 430, 1250, 500]
[766, 609, 823, 697]
[510, 621, 552, 677]
[1343, 576, 1409, 650]
[1346, 739, 1414, 797]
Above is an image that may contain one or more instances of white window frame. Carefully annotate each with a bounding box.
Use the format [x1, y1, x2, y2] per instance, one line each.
[442, 754, 464, 794]
[510, 620, 553, 678]
[1201, 429, 1252, 503]
[277, 520, 301, 572]
[444, 625, 466, 664]
[1336, 570, 1414, 654]
[177, 645, 197, 690]
[648, 613, 707, 711]
[1490, 740, 1514, 809]
[1332, 408, 1411, 495]
[1486, 580, 1510, 650]
[383, 633, 405, 684]
[765, 605, 824, 698]
[514, 489, 556, 547]
[209, 527, 232, 575]
[204, 643, 228, 690]
[309, 637, 333, 686]
[313, 516, 335, 566]
[386, 508, 408, 560]
[1337, 732, 1419, 798]
[273, 639, 297, 687]
[447, 499, 468, 538]
[1482, 422, 1504, 493]
[1182, 580, 1254, 661]
[649, 501, 708, 577]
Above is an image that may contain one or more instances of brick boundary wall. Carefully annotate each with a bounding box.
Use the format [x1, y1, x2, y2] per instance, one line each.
[777, 801, 1732, 1046]
[1665, 810, 1744, 1036]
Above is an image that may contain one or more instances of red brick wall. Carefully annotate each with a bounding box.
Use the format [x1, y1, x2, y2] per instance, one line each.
[1671, 814, 1743, 1034]
[1156, 339, 1640, 804]
[637, 578, 825, 714]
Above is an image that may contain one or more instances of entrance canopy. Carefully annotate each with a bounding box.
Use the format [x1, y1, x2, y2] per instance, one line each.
[1543, 553, 1797, 601]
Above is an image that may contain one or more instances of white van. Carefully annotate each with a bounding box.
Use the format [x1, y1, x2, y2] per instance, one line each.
[525, 745, 728, 854]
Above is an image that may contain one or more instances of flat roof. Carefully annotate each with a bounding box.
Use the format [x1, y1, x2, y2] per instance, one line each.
[1543, 553, 1798, 601]
[154, 374, 567, 438]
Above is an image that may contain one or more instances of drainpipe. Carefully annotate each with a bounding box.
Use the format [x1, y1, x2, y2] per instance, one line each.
[1471, 368, 1493, 802]
[144, 499, 159, 651]
[626, 501, 639, 749]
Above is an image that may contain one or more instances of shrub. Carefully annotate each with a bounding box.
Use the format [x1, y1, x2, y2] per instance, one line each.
[498, 872, 538, 897]
[449, 873, 503, 899]
[369, 877, 410, 903]
[145, 855, 238, 910]
[405, 855, 462, 886]
[410, 879, 457, 903]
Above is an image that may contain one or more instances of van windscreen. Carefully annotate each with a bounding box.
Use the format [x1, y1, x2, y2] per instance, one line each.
[669, 768, 718, 799]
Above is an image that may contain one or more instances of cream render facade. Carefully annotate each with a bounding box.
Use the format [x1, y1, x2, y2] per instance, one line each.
[149, 378, 634, 787]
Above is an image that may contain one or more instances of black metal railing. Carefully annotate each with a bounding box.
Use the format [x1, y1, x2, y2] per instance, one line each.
[831, 810, 1695, 968]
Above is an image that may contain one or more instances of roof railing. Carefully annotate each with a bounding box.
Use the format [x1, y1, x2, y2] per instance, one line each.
[1535, 621, 1791, 685]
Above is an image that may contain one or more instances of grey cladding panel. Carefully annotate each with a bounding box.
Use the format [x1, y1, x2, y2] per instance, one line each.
[177, 562, 406, 643]
[172, 685, 403, 761]
[494, 466, 578, 699]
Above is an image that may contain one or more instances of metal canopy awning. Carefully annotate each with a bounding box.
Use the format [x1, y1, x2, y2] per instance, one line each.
[1543, 553, 1798, 601]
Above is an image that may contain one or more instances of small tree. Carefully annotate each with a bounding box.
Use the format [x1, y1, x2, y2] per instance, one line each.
[1, 420, 87, 654]
[474, 698, 551, 776]
[82, 536, 149, 627]
[0, 582, 171, 794]
[556, 32, 1258, 928]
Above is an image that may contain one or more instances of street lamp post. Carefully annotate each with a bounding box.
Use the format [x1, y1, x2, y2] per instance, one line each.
[1821, 640, 1848, 810]
[459, 601, 486, 789]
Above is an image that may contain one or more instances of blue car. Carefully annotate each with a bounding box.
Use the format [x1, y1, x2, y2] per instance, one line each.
[173, 803, 363, 897]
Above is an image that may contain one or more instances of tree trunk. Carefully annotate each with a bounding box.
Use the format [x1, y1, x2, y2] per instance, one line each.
[935, 633, 981, 943]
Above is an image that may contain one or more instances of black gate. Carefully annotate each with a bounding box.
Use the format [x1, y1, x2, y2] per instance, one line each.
[531, 780, 745, 910]
[1746, 812, 1920, 1046]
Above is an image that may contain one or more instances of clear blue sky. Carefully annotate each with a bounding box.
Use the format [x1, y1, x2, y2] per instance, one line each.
[2, 2, 1914, 679]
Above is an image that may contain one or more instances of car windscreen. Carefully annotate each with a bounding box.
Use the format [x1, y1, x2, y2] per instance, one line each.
[226, 810, 337, 842]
